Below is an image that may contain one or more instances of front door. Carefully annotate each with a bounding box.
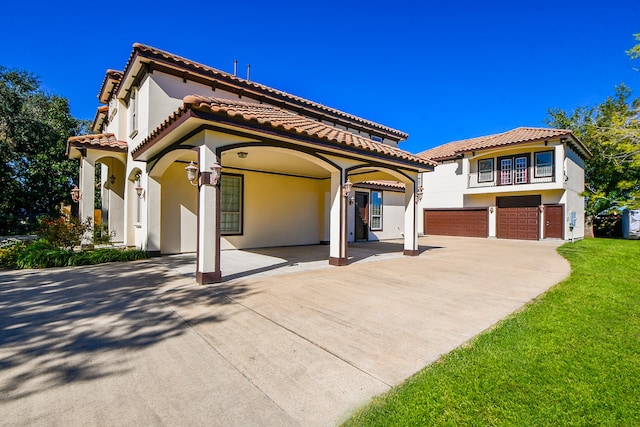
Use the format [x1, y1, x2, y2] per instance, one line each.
[355, 191, 369, 241]
[544, 204, 564, 239]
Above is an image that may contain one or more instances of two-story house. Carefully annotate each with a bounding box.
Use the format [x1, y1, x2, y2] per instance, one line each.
[417, 127, 592, 241]
[66, 43, 435, 283]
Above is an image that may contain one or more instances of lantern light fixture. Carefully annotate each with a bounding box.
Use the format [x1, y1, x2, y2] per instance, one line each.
[70, 185, 81, 203]
[185, 161, 198, 186]
[342, 179, 353, 198]
[415, 185, 424, 204]
[185, 160, 222, 186]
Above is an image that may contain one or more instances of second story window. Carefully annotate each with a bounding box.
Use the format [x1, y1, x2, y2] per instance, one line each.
[129, 87, 138, 138]
[478, 159, 494, 182]
[515, 156, 528, 184]
[498, 155, 529, 185]
[500, 158, 513, 185]
[535, 151, 554, 178]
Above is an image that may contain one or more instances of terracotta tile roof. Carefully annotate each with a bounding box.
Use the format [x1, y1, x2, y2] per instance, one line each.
[97, 69, 123, 104]
[67, 133, 128, 156]
[123, 43, 408, 141]
[418, 127, 588, 161]
[91, 106, 109, 132]
[134, 95, 435, 167]
[357, 180, 406, 190]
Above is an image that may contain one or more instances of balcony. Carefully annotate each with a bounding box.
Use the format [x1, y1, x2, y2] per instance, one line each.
[467, 165, 558, 193]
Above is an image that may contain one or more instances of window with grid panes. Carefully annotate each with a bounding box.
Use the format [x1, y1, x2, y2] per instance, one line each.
[370, 190, 383, 230]
[220, 175, 242, 234]
[515, 156, 528, 184]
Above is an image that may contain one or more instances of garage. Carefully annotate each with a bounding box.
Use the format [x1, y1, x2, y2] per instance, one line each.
[496, 195, 541, 240]
[424, 208, 488, 237]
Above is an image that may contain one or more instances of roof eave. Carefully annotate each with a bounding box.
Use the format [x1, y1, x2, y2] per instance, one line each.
[133, 106, 433, 171]
[117, 43, 408, 141]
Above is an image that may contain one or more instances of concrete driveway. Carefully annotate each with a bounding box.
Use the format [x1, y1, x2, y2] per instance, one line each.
[0, 236, 570, 426]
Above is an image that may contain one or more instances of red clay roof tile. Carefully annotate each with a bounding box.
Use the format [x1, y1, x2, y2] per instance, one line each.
[124, 43, 408, 141]
[67, 133, 128, 155]
[135, 95, 435, 167]
[418, 127, 589, 161]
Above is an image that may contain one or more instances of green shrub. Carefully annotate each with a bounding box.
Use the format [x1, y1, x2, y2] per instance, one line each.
[0, 238, 27, 269]
[13, 243, 148, 269]
[93, 222, 114, 245]
[15, 240, 73, 269]
[38, 216, 92, 249]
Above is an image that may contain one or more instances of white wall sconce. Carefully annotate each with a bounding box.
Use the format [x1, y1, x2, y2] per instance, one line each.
[70, 185, 81, 203]
[489, 206, 495, 214]
[343, 179, 353, 199]
[237, 151, 248, 159]
[134, 173, 145, 199]
[185, 161, 198, 186]
[185, 160, 222, 186]
[415, 185, 424, 204]
[135, 185, 146, 200]
[209, 160, 222, 186]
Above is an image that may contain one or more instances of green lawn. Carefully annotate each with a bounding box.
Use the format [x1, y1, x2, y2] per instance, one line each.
[344, 239, 640, 426]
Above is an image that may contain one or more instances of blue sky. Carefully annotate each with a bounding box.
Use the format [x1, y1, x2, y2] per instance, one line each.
[1, 0, 639, 154]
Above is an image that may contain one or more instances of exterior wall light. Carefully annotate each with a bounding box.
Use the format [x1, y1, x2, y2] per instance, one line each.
[343, 179, 353, 198]
[415, 185, 424, 204]
[186, 160, 222, 186]
[71, 185, 81, 203]
[209, 160, 222, 186]
[185, 161, 198, 186]
[135, 185, 146, 200]
[237, 152, 248, 159]
[134, 173, 145, 199]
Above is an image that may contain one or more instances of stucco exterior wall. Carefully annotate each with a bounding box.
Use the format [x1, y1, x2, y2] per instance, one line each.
[161, 162, 198, 254]
[222, 171, 326, 250]
[564, 146, 586, 239]
[369, 190, 405, 241]
[421, 160, 466, 207]
[345, 189, 405, 242]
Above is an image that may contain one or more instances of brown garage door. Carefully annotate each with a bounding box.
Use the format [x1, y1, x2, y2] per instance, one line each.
[497, 207, 539, 240]
[424, 209, 488, 237]
[496, 195, 541, 241]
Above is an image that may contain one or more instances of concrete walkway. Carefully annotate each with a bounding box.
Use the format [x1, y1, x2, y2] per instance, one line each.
[0, 236, 570, 426]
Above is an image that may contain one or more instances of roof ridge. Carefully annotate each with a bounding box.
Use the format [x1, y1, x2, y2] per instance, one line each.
[129, 43, 408, 140]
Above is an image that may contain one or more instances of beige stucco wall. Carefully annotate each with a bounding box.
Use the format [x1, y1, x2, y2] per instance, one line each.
[222, 171, 328, 250]
[161, 162, 198, 254]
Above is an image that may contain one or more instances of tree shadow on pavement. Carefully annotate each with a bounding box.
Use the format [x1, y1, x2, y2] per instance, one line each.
[0, 259, 253, 403]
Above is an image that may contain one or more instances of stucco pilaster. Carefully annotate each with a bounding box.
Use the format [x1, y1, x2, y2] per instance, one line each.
[79, 156, 95, 245]
[196, 144, 222, 283]
[329, 170, 348, 265]
[146, 176, 162, 255]
[403, 179, 419, 255]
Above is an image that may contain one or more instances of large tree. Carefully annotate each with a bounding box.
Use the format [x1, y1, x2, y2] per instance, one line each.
[0, 67, 85, 234]
[545, 84, 640, 217]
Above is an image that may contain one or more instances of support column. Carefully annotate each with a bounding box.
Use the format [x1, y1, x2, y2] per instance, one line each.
[146, 176, 162, 256]
[329, 170, 348, 266]
[109, 161, 126, 245]
[79, 156, 95, 246]
[403, 179, 419, 256]
[196, 145, 222, 284]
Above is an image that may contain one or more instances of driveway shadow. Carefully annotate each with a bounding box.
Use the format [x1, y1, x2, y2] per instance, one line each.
[0, 259, 252, 403]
